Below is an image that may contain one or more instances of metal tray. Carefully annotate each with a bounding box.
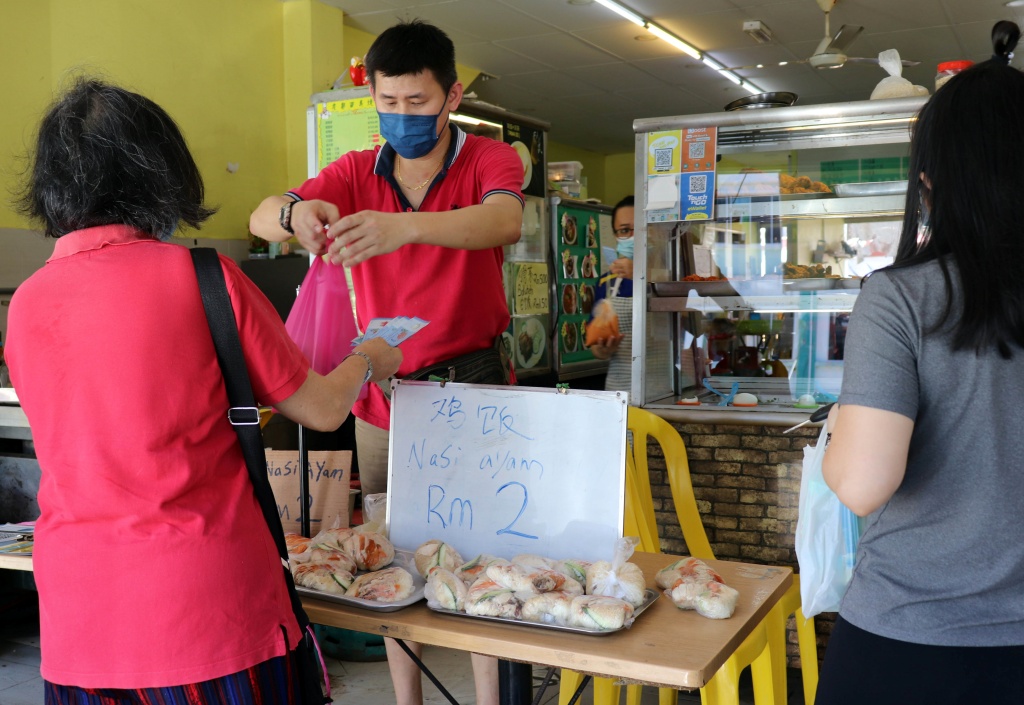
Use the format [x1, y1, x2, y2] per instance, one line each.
[783, 278, 838, 292]
[427, 588, 661, 636]
[652, 281, 738, 297]
[834, 181, 908, 197]
[296, 583, 425, 612]
[836, 277, 863, 290]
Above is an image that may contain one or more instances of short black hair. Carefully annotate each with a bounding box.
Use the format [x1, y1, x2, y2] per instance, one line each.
[16, 78, 215, 240]
[612, 195, 634, 224]
[364, 20, 458, 95]
[894, 20, 1024, 357]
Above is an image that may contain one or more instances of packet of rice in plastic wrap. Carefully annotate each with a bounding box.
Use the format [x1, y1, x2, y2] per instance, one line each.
[870, 49, 929, 100]
[585, 536, 647, 607]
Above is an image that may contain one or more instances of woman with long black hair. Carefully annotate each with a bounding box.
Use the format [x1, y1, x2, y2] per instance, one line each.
[817, 21, 1024, 704]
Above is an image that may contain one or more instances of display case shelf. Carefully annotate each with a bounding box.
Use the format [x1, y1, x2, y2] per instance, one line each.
[649, 292, 859, 314]
[715, 194, 906, 219]
[632, 97, 921, 421]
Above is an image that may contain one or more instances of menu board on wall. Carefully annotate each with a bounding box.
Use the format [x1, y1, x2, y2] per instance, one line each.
[555, 202, 602, 366]
[504, 121, 545, 198]
[316, 96, 383, 170]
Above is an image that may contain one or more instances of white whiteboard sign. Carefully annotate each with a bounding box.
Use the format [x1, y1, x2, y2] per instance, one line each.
[386, 381, 627, 563]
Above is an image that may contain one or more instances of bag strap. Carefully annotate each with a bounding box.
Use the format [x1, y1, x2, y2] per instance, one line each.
[189, 248, 311, 630]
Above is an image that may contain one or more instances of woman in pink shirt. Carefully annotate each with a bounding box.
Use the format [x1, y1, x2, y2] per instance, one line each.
[6, 78, 401, 704]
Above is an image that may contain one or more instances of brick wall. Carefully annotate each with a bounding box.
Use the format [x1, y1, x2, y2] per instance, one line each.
[643, 420, 835, 668]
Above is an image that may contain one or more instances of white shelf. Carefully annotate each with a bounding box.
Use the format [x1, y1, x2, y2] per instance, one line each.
[649, 292, 858, 313]
[714, 194, 905, 219]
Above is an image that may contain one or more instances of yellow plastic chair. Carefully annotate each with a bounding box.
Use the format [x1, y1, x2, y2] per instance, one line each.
[560, 407, 817, 705]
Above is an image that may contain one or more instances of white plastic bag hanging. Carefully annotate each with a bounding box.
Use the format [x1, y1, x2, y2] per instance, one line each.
[795, 423, 864, 617]
[870, 49, 929, 100]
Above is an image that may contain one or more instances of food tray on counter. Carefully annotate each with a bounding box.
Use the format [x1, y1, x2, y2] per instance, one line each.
[834, 181, 908, 197]
[296, 583, 425, 613]
[652, 281, 738, 297]
[294, 549, 426, 612]
[426, 588, 660, 636]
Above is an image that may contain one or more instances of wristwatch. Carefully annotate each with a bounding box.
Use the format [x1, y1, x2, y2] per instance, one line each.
[344, 351, 373, 385]
[279, 200, 296, 234]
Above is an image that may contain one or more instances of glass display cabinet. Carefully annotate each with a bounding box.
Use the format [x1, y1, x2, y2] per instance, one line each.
[630, 96, 928, 423]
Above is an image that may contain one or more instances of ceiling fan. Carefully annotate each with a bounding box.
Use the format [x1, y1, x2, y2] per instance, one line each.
[706, 0, 920, 72]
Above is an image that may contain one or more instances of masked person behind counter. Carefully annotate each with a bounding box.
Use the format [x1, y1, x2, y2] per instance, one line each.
[816, 22, 1024, 705]
[5, 78, 401, 703]
[250, 19, 523, 705]
[587, 196, 634, 392]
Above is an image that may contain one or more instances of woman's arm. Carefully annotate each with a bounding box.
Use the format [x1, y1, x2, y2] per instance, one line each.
[274, 338, 401, 431]
[822, 403, 915, 516]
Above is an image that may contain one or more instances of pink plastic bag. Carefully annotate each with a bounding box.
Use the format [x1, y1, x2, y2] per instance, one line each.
[285, 256, 366, 400]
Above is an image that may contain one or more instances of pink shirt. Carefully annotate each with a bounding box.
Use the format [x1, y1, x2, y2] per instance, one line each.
[291, 127, 523, 429]
[6, 226, 307, 688]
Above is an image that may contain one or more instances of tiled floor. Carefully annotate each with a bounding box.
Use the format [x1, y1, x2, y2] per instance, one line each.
[0, 589, 801, 704]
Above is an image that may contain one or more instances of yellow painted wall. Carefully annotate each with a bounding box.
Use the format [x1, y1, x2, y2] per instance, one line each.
[284, 1, 346, 188]
[0, 0, 334, 240]
[546, 144, 638, 205]
[602, 152, 635, 206]
[0, 1, 52, 228]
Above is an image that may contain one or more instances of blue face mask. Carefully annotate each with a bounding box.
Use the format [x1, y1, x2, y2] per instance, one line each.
[616, 236, 634, 260]
[378, 104, 448, 159]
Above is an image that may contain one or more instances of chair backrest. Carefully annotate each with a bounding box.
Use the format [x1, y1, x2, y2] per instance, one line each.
[626, 407, 715, 561]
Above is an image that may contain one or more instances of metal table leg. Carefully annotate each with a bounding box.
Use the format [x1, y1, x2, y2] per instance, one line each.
[499, 660, 534, 705]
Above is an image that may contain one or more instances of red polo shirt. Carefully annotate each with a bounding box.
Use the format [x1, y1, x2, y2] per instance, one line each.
[6, 226, 307, 688]
[290, 126, 524, 429]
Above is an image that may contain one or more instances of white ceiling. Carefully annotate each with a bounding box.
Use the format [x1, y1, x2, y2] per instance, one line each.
[322, 0, 1021, 154]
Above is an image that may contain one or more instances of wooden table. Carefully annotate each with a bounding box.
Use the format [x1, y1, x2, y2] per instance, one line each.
[302, 551, 791, 696]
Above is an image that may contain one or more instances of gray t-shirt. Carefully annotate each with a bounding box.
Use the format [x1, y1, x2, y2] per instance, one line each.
[839, 259, 1024, 646]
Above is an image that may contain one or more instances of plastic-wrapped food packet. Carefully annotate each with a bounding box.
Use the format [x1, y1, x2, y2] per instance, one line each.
[870, 49, 929, 100]
[359, 492, 387, 535]
[585, 536, 647, 607]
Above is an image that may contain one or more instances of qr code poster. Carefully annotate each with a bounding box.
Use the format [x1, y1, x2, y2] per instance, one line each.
[682, 127, 717, 173]
[683, 170, 715, 221]
[646, 130, 682, 175]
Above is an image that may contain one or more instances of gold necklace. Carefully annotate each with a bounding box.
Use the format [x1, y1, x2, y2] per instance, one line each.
[396, 154, 444, 191]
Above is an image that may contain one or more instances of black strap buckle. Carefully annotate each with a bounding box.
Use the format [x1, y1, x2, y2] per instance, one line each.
[228, 406, 261, 426]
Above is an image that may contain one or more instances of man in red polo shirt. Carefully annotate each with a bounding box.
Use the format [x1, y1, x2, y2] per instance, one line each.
[250, 19, 524, 705]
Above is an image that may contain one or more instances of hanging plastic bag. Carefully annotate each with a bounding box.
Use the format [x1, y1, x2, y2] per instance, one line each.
[284, 256, 366, 400]
[795, 423, 864, 617]
[870, 49, 929, 100]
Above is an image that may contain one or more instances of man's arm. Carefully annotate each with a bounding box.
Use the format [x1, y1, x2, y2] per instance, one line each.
[325, 194, 522, 266]
[250, 196, 341, 256]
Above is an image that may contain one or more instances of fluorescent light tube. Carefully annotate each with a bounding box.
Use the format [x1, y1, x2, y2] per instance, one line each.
[719, 70, 742, 85]
[593, 0, 645, 27]
[646, 23, 702, 60]
[701, 56, 724, 71]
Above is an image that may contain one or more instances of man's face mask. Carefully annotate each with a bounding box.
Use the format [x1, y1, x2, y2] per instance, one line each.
[378, 103, 448, 159]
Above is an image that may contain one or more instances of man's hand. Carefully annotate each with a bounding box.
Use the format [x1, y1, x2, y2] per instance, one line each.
[290, 200, 340, 256]
[325, 210, 412, 266]
[610, 257, 633, 280]
[587, 334, 623, 360]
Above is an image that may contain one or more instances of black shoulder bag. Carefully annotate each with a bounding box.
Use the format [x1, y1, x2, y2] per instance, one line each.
[191, 248, 330, 704]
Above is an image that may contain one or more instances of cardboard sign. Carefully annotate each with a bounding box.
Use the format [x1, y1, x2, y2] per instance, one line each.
[513, 262, 549, 315]
[266, 450, 352, 535]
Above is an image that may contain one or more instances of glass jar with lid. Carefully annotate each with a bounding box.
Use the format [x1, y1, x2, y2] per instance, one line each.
[936, 60, 974, 91]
